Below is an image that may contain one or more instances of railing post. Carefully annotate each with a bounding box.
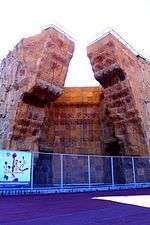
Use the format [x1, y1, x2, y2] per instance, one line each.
[30, 152, 34, 190]
[60, 154, 64, 189]
[111, 157, 115, 186]
[132, 157, 136, 184]
[88, 155, 91, 188]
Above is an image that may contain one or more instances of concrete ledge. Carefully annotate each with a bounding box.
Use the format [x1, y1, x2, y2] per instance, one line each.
[1, 183, 150, 196]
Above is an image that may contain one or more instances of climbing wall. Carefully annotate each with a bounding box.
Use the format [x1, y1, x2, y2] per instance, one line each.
[87, 33, 150, 155]
[0, 26, 74, 151]
[40, 87, 104, 155]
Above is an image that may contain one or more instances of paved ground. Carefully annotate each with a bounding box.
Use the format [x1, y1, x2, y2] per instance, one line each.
[0, 189, 150, 225]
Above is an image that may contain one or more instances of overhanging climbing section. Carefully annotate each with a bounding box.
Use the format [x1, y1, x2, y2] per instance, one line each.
[0, 26, 74, 151]
[87, 31, 150, 155]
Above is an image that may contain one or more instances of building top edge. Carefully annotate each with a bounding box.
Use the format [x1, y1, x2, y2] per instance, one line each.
[44, 24, 76, 42]
[87, 28, 150, 62]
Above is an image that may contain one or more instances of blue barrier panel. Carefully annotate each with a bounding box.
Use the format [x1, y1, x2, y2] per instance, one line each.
[134, 157, 150, 183]
[33, 153, 61, 188]
[90, 156, 112, 185]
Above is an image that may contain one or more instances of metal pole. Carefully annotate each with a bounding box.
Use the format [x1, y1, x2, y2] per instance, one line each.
[60, 154, 63, 189]
[111, 157, 115, 186]
[88, 155, 91, 188]
[132, 157, 136, 184]
[30, 152, 34, 190]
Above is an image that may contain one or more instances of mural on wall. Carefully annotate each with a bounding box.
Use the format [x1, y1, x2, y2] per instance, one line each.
[0, 150, 31, 185]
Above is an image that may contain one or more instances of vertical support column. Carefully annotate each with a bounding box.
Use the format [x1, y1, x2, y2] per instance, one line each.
[132, 157, 136, 184]
[30, 152, 34, 190]
[88, 155, 91, 188]
[111, 157, 115, 186]
[60, 154, 64, 189]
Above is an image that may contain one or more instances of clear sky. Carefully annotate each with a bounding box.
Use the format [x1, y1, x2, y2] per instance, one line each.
[0, 0, 150, 87]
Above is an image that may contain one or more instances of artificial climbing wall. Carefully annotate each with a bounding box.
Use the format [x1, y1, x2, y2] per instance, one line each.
[0, 26, 74, 151]
[40, 87, 104, 155]
[87, 33, 150, 155]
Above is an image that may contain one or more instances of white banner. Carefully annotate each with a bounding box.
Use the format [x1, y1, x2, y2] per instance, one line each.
[0, 150, 31, 185]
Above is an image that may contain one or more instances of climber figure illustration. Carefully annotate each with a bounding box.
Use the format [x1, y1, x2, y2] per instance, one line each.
[3, 152, 29, 182]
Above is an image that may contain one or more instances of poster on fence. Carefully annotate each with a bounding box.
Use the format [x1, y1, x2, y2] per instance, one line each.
[0, 150, 31, 185]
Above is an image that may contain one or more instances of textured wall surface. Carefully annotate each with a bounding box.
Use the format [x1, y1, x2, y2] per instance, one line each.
[0, 29, 149, 157]
[0, 27, 74, 151]
[40, 87, 104, 155]
[87, 33, 150, 155]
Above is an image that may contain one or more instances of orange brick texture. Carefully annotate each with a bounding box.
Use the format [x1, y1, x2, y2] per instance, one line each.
[40, 87, 104, 155]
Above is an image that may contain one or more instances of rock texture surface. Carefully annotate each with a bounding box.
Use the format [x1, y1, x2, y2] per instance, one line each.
[0, 26, 74, 151]
[0, 28, 149, 156]
[40, 87, 103, 155]
[87, 33, 150, 155]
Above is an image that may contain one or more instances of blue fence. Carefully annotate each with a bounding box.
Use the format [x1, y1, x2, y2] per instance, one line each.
[0, 150, 150, 192]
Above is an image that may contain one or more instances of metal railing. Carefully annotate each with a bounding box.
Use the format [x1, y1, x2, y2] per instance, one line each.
[0, 151, 150, 190]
